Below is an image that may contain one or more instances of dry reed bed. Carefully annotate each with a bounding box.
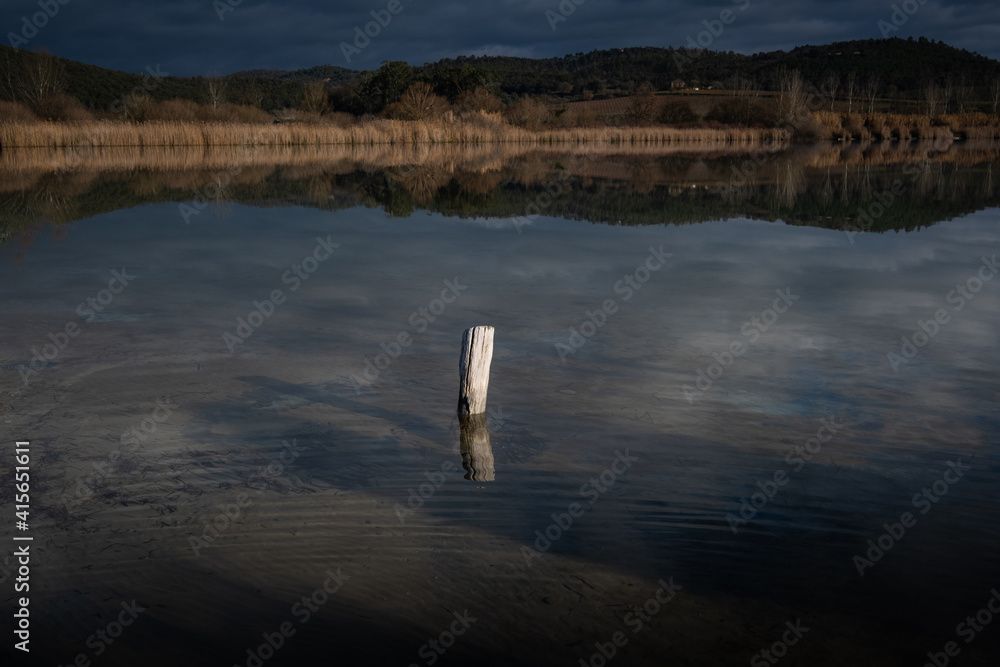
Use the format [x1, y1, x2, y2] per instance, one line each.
[0, 118, 790, 149]
[0, 139, 792, 190]
[809, 111, 1000, 143]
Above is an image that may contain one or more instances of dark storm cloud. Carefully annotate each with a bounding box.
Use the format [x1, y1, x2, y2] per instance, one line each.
[2, 0, 998, 75]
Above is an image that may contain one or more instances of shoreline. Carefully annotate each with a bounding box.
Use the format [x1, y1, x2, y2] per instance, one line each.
[3, 111, 999, 150]
[1, 118, 793, 149]
[1, 137, 997, 179]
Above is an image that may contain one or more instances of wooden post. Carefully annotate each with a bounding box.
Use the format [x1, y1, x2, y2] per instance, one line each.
[458, 325, 494, 415]
[459, 413, 495, 481]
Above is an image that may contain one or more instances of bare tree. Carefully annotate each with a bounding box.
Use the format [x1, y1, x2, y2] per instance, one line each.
[731, 75, 760, 103]
[991, 77, 1000, 115]
[776, 68, 808, 124]
[824, 73, 840, 111]
[923, 82, 943, 116]
[238, 83, 265, 108]
[390, 82, 449, 121]
[954, 74, 971, 114]
[455, 87, 504, 114]
[845, 71, 858, 114]
[125, 93, 155, 122]
[0, 48, 18, 102]
[301, 81, 329, 114]
[205, 73, 227, 109]
[505, 95, 549, 130]
[17, 49, 65, 109]
[942, 76, 954, 114]
[864, 75, 880, 115]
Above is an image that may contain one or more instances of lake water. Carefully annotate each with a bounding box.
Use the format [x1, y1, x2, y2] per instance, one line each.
[1, 142, 999, 666]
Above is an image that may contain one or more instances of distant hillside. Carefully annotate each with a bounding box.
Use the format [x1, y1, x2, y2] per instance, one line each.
[0, 45, 307, 111]
[230, 64, 360, 87]
[424, 38, 1000, 96]
[2, 37, 998, 114]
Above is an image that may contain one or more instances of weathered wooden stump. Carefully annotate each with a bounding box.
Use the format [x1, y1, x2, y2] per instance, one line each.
[458, 325, 494, 415]
[459, 412, 495, 482]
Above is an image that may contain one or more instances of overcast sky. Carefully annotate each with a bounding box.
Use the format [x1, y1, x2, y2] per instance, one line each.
[3, 0, 999, 76]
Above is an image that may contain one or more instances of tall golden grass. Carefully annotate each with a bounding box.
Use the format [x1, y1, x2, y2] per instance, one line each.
[0, 140, 792, 178]
[0, 114, 790, 149]
[6, 136, 995, 201]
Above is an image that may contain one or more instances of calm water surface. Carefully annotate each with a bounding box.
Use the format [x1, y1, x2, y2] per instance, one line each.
[1, 145, 998, 666]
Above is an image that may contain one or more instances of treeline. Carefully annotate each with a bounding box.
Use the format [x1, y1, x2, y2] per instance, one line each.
[428, 37, 1000, 101]
[0, 45, 512, 123]
[4, 51, 999, 147]
[0, 46, 306, 114]
[4, 37, 1000, 121]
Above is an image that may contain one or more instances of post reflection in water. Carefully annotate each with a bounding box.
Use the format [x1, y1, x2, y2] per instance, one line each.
[459, 412, 495, 482]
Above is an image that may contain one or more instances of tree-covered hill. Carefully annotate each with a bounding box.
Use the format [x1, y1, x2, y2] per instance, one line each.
[229, 64, 360, 87]
[426, 38, 1000, 96]
[0, 44, 308, 111]
[2, 37, 998, 113]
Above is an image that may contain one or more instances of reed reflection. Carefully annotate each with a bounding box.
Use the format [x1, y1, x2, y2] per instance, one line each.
[3, 140, 1000, 265]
